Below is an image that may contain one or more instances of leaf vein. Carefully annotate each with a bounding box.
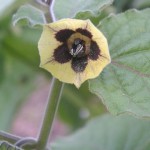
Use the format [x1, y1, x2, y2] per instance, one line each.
[112, 60, 150, 78]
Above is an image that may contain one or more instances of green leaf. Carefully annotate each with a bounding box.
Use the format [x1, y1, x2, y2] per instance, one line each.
[75, 5, 116, 26]
[89, 9, 150, 117]
[75, 11, 106, 26]
[54, 0, 113, 19]
[12, 4, 46, 27]
[0, 141, 22, 150]
[114, 0, 132, 12]
[132, 0, 150, 9]
[51, 114, 150, 150]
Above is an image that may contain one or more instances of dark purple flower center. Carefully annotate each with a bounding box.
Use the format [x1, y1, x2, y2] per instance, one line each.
[53, 28, 101, 73]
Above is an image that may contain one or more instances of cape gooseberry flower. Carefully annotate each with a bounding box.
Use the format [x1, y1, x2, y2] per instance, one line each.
[38, 19, 111, 88]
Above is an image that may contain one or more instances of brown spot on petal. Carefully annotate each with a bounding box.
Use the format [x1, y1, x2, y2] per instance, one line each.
[76, 28, 92, 38]
[71, 56, 88, 72]
[54, 44, 72, 63]
[55, 29, 75, 42]
[89, 41, 100, 60]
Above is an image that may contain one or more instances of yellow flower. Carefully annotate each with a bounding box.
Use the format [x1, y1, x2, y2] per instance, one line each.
[38, 19, 111, 88]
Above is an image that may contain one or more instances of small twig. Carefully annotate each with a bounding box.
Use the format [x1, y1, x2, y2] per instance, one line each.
[41, 0, 53, 6]
[49, 0, 56, 21]
[0, 132, 37, 149]
[15, 137, 36, 148]
[0, 131, 20, 144]
[36, 0, 56, 22]
[37, 0, 52, 6]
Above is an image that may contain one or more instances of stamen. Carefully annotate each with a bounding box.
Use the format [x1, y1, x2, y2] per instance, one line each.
[70, 38, 85, 57]
[70, 48, 74, 56]
[73, 44, 83, 56]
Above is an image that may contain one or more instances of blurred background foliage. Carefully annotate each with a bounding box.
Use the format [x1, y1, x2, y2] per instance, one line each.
[0, 0, 150, 138]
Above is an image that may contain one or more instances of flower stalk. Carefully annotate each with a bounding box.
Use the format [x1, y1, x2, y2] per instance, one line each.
[36, 78, 64, 150]
[36, 1, 64, 150]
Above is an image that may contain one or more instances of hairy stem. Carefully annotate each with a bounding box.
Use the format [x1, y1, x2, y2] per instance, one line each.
[36, 78, 64, 150]
[36, 1, 62, 149]
[49, 0, 56, 21]
[37, 0, 56, 22]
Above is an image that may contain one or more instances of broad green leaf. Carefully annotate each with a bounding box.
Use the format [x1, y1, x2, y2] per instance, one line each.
[89, 9, 150, 117]
[12, 4, 46, 27]
[132, 0, 150, 9]
[75, 11, 105, 26]
[75, 11, 103, 25]
[54, 0, 113, 19]
[75, 6, 116, 26]
[114, 0, 132, 12]
[0, 141, 22, 150]
[51, 114, 150, 150]
[0, 55, 37, 130]
[0, 0, 33, 21]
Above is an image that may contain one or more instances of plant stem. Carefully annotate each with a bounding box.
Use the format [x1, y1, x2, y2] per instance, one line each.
[36, 1, 60, 149]
[36, 78, 64, 150]
[36, 0, 56, 22]
[0, 131, 20, 144]
[49, 0, 56, 21]
[35, 1, 60, 150]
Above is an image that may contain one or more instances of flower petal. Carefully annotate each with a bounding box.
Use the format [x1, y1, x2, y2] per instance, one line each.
[55, 29, 75, 42]
[86, 20, 111, 63]
[54, 43, 72, 63]
[42, 61, 77, 86]
[71, 56, 88, 72]
[76, 28, 92, 38]
[38, 25, 61, 66]
[47, 18, 90, 33]
[89, 40, 100, 60]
